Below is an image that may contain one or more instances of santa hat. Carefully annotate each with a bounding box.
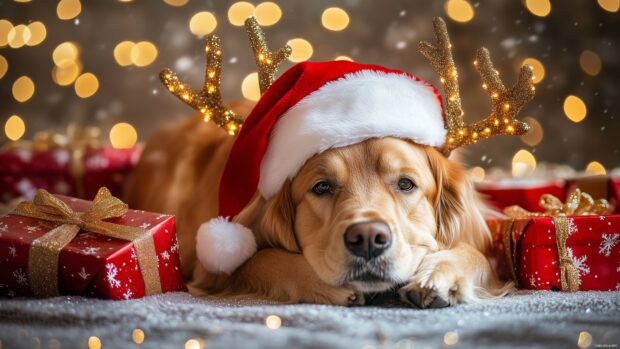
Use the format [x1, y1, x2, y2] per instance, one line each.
[196, 60, 445, 274]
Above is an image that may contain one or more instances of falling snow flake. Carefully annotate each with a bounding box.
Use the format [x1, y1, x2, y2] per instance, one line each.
[105, 263, 121, 288]
[598, 233, 619, 257]
[13, 268, 28, 286]
[566, 247, 590, 276]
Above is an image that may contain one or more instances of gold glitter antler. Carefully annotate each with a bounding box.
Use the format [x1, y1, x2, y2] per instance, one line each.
[419, 17, 536, 155]
[245, 17, 292, 94]
[159, 17, 291, 136]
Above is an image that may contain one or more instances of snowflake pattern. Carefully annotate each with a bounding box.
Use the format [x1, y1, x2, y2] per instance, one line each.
[170, 241, 179, 253]
[86, 154, 109, 169]
[78, 267, 90, 280]
[105, 263, 121, 288]
[13, 268, 28, 286]
[15, 149, 32, 162]
[122, 289, 133, 300]
[0, 223, 8, 233]
[25, 225, 42, 233]
[138, 223, 151, 229]
[53, 149, 71, 166]
[566, 247, 590, 276]
[8, 246, 17, 257]
[82, 247, 100, 255]
[598, 233, 619, 257]
[567, 218, 578, 235]
[160, 250, 170, 260]
[529, 275, 538, 288]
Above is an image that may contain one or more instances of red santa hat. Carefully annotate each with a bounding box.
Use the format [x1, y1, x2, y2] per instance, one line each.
[196, 60, 445, 274]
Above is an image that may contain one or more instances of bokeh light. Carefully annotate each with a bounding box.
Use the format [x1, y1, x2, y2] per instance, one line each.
[444, 0, 475, 23]
[114, 41, 135, 67]
[512, 149, 537, 177]
[53, 42, 80, 68]
[470, 166, 485, 181]
[321, 7, 350, 31]
[241, 72, 261, 101]
[520, 117, 543, 146]
[443, 331, 459, 347]
[163, 0, 188, 6]
[255, 2, 282, 26]
[522, 58, 544, 84]
[74, 73, 99, 98]
[335, 55, 353, 61]
[585, 161, 606, 175]
[26, 21, 46, 46]
[130, 41, 158, 67]
[131, 329, 145, 344]
[87, 336, 101, 349]
[0, 19, 13, 47]
[228, 2, 255, 26]
[7, 24, 31, 48]
[0, 55, 7, 79]
[52, 62, 81, 86]
[579, 50, 602, 76]
[184, 339, 202, 349]
[12, 75, 35, 102]
[189, 11, 217, 37]
[597, 0, 619, 12]
[109, 122, 138, 149]
[265, 315, 282, 330]
[563, 95, 587, 123]
[525, 0, 551, 17]
[57, 0, 82, 21]
[5, 115, 26, 141]
[287, 38, 313, 62]
[577, 331, 592, 349]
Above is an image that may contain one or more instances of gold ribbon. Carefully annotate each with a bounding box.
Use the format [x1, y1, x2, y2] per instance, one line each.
[503, 189, 611, 292]
[11, 187, 161, 297]
[3, 124, 102, 198]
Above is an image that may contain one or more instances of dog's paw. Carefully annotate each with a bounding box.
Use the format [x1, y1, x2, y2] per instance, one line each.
[309, 285, 365, 306]
[399, 252, 473, 308]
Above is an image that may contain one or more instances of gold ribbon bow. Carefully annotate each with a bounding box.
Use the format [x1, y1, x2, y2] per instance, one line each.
[11, 187, 161, 297]
[503, 189, 611, 292]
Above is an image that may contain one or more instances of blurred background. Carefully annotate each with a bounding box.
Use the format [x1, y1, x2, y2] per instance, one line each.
[1, 0, 619, 179]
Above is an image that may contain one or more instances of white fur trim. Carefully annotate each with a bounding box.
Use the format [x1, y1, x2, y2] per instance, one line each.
[259, 70, 446, 199]
[195, 217, 257, 275]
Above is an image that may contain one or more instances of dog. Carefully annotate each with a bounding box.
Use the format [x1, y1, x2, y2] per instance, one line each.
[125, 110, 510, 308]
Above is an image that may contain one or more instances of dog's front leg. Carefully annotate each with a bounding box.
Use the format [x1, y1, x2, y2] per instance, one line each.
[225, 248, 364, 305]
[399, 242, 511, 308]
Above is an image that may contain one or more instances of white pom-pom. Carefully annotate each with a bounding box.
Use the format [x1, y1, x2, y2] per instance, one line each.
[195, 217, 257, 275]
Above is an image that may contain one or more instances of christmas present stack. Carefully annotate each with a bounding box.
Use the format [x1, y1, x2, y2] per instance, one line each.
[0, 124, 142, 205]
[0, 187, 185, 299]
[480, 175, 620, 291]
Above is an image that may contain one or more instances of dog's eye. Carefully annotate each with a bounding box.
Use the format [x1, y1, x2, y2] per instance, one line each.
[397, 178, 416, 192]
[311, 181, 333, 196]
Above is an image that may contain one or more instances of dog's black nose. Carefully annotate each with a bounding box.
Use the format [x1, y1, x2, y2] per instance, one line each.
[344, 221, 392, 260]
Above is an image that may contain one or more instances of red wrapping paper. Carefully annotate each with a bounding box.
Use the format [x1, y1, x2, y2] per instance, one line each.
[0, 145, 142, 202]
[0, 194, 186, 299]
[482, 176, 620, 291]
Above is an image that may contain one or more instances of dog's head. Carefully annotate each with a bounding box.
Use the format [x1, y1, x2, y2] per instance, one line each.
[236, 137, 489, 292]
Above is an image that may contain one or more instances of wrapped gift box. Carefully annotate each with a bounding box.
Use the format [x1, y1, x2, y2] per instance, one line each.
[483, 176, 620, 291]
[0, 188, 185, 299]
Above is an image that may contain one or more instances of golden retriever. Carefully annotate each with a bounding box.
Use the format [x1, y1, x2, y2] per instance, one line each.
[125, 109, 510, 307]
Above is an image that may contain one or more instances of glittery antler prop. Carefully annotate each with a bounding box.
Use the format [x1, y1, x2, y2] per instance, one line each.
[160, 17, 291, 136]
[419, 17, 536, 155]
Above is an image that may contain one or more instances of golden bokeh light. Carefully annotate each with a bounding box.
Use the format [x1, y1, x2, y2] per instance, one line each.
[52, 61, 81, 86]
[321, 7, 350, 31]
[585, 161, 606, 175]
[7, 24, 31, 49]
[0, 19, 13, 47]
[287, 38, 313, 62]
[444, 0, 475, 23]
[522, 58, 544, 84]
[189, 11, 217, 37]
[113, 41, 135, 67]
[109, 122, 138, 149]
[53, 42, 80, 68]
[87, 336, 101, 349]
[57, 0, 82, 20]
[228, 2, 255, 26]
[579, 50, 602, 76]
[577, 331, 592, 349]
[563, 95, 587, 123]
[14, 0, 33, 2]
[335, 55, 353, 61]
[265, 315, 282, 330]
[26, 21, 46, 46]
[12, 75, 35, 102]
[512, 149, 537, 177]
[470, 166, 485, 182]
[597, 0, 619, 12]
[132, 329, 145, 344]
[241, 72, 261, 101]
[131, 41, 158, 67]
[5, 115, 26, 141]
[163, 0, 189, 6]
[74, 73, 99, 98]
[443, 331, 459, 347]
[184, 339, 202, 349]
[525, 0, 551, 17]
[255, 2, 282, 26]
[0, 54, 7, 79]
[521, 117, 543, 146]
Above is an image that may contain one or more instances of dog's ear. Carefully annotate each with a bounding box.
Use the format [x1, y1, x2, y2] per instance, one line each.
[233, 181, 301, 253]
[425, 148, 491, 250]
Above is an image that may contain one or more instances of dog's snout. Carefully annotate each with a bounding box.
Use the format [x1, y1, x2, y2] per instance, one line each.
[344, 221, 392, 260]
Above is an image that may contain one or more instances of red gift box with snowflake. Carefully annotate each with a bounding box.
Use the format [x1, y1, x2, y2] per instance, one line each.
[0, 125, 142, 204]
[0, 187, 185, 300]
[484, 180, 620, 292]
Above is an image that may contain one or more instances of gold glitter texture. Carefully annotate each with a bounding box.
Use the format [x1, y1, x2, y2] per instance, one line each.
[160, 17, 290, 136]
[419, 17, 535, 155]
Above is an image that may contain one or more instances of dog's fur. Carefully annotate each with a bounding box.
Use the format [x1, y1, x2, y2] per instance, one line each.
[126, 111, 510, 307]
